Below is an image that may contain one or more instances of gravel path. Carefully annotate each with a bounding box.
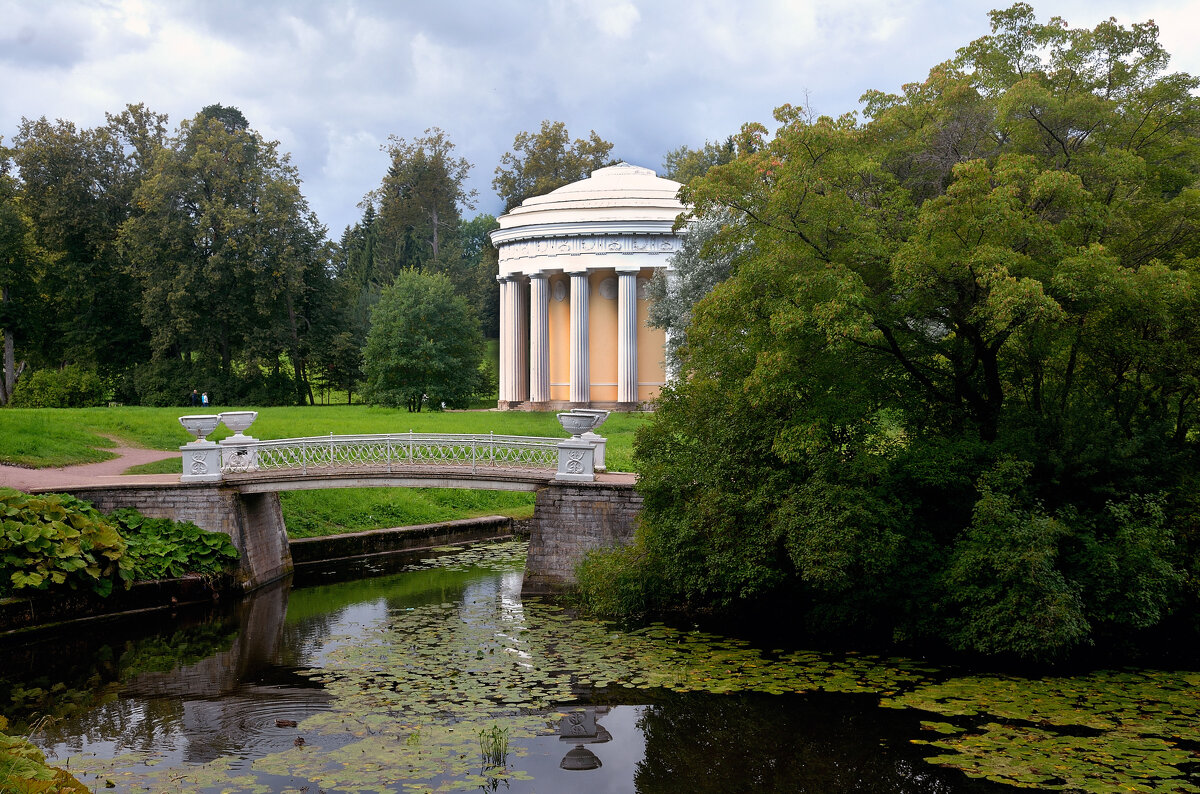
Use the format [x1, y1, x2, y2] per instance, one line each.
[0, 446, 180, 492]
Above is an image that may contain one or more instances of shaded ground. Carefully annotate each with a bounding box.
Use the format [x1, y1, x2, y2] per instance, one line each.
[0, 445, 179, 492]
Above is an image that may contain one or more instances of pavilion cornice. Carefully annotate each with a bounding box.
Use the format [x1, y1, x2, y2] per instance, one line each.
[490, 219, 679, 247]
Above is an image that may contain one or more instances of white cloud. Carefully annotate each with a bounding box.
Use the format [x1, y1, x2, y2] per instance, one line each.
[575, 0, 642, 38]
[4, 0, 1200, 234]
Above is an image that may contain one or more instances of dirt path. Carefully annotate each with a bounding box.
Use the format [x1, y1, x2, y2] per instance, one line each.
[0, 446, 180, 492]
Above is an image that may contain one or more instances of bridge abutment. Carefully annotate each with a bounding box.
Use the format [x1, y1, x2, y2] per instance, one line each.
[62, 483, 292, 591]
[522, 480, 642, 596]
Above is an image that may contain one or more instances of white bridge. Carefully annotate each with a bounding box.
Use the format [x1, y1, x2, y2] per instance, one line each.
[177, 411, 608, 489]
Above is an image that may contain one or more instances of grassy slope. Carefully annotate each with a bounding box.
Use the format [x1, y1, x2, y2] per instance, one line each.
[1, 405, 651, 536]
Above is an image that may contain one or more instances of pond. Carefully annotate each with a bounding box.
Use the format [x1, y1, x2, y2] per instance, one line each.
[2, 540, 1199, 793]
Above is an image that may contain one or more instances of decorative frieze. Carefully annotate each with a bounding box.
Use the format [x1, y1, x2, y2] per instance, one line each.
[498, 234, 678, 262]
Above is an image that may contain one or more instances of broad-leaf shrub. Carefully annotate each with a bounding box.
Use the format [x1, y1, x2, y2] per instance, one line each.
[8, 365, 106, 408]
[0, 716, 89, 793]
[0, 491, 241, 598]
[0, 490, 129, 597]
[109, 508, 239, 580]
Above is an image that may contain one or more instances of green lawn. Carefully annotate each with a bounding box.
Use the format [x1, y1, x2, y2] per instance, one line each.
[1, 404, 651, 537]
[0, 405, 650, 470]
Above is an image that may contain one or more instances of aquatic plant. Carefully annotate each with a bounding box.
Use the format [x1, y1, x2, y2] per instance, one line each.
[41, 541, 1200, 793]
[478, 724, 509, 771]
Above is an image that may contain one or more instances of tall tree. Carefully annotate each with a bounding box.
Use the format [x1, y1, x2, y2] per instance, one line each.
[362, 269, 484, 411]
[451, 213, 500, 338]
[119, 108, 331, 403]
[10, 106, 165, 376]
[370, 128, 476, 277]
[661, 137, 736, 184]
[492, 120, 616, 212]
[0, 146, 51, 405]
[646, 209, 747, 369]
[586, 5, 1200, 661]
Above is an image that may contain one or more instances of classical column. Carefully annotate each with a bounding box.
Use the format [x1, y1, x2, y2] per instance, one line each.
[617, 267, 639, 404]
[528, 273, 550, 404]
[516, 277, 529, 402]
[497, 276, 511, 404]
[569, 271, 590, 405]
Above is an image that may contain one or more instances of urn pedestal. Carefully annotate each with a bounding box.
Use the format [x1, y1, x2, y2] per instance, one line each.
[180, 440, 222, 482]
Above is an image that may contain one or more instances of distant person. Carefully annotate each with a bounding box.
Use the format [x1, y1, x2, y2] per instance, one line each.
[201, 392, 209, 407]
[191, 389, 200, 407]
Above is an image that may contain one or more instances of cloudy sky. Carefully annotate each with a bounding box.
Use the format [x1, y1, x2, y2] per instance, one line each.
[3, 0, 1198, 236]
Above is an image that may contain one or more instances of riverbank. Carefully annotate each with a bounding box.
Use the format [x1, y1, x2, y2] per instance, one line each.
[0, 515, 523, 635]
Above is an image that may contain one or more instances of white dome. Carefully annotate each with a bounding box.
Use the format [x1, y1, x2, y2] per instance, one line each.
[491, 163, 684, 245]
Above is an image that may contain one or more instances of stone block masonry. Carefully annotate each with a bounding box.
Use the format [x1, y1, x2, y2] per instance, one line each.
[522, 480, 642, 595]
[289, 516, 515, 568]
[62, 483, 292, 591]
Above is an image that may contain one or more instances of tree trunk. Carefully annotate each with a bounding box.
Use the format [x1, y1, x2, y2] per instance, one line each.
[430, 206, 439, 260]
[1, 285, 25, 405]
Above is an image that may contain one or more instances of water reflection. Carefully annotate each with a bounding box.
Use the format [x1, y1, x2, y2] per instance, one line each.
[2, 543, 1155, 792]
[632, 692, 989, 793]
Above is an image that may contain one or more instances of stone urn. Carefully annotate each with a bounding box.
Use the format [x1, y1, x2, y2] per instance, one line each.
[571, 408, 610, 432]
[218, 411, 258, 439]
[557, 412, 599, 438]
[179, 414, 221, 442]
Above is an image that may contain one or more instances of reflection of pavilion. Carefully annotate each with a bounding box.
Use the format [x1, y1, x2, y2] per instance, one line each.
[491, 164, 685, 410]
[559, 706, 612, 770]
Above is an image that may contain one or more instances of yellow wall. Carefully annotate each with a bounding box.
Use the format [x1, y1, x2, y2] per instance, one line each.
[588, 269, 619, 402]
[539, 266, 668, 404]
[638, 268, 666, 401]
[547, 274, 570, 401]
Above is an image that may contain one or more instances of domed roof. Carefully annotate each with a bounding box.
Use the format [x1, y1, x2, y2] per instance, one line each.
[490, 163, 684, 246]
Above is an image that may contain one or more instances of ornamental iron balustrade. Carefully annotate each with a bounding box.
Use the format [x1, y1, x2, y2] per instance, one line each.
[219, 432, 564, 476]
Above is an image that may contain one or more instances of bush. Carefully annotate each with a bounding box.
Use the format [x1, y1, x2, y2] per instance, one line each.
[9, 365, 105, 408]
[132, 358, 191, 407]
[573, 540, 664, 618]
[0, 493, 240, 599]
[0, 490, 130, 598]
[109, 508, 240, 580]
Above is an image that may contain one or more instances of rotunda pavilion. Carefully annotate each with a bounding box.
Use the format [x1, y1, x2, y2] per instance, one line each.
[490, 163, 684, 410]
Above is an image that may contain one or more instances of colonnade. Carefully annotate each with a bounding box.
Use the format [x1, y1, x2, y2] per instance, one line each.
[498, 267, 642, 407]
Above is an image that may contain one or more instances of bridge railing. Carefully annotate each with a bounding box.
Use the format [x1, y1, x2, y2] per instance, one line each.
[180, 412, 600, 484]
[220, 432, 562, 475]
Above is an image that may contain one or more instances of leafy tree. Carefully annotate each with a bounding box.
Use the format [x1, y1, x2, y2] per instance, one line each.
[310, 329, 363, 404]
[369, 128, 476, 276]
[119, 107, 331, 404]
[589, 5, 1200, 661]
[492, 120, 616, 212]
[197, 103, 249, 133]
[9, 107, 165, 379]
[453, 213, 500, 337]
[661, 137, 736, 183]
[362, 269, 484, 411]
[646, 209, 747, 369]
[0, 147, 50, 406]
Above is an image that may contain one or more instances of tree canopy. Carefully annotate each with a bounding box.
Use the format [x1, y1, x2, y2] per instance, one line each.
[661, 137, 736, 184]
[584, 4, 1200, 662]
[492, 120, 616, 212]
[362, 269, 484, 411]
[370, 127, 476, 275]
[118, 109, 333, 405]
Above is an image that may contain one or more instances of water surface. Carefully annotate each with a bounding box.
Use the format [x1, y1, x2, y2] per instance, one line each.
[3, 541, 1197, 793]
